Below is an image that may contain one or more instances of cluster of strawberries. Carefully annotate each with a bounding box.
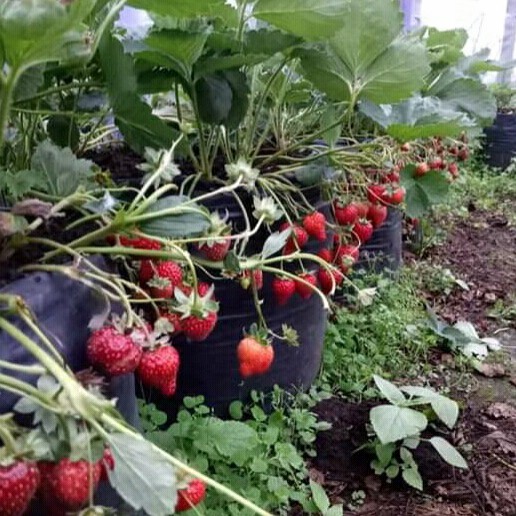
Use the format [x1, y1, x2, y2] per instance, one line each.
[401, 136, 470, 181]
[0, 451, 205, 515]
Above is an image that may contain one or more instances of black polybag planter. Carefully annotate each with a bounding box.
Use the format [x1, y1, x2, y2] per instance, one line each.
[355, 207, 403, 273]
[0, 258, 140, 512]
[148, 274, 328, 419]
[484, 113, 516, 169]
[143, 186, 332, 419]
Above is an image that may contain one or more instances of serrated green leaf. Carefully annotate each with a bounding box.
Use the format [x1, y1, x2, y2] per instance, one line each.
[195, 419, 259, 458]
[400, 167, 450, 218]
[325, 505, 344, 516]
[107, 433, 177, 515]
[373, 375, 406, 405]
[297, 0, 429, 104]
[400, 446, 414, 465]
[429, 437, 468, 469]
[253, 0, 351, 41]
[195, 73, 233, 125]
[144, 29, 209, 79]
[30, 140, 96, 196]
[310, 480, 330, 514]
[360, 96, 475, 140]
[139, 195, 210, 238]
[370, 405, 427, 444]
[402, 467, 423, 490]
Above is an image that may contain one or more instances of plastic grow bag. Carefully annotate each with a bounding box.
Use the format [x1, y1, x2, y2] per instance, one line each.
[0, 257, 140, 511]
[484, 113, 516, 169]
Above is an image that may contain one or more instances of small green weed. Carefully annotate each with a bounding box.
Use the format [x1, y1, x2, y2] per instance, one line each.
[321, 271, 437, 399]
[139, 387, 332, 515]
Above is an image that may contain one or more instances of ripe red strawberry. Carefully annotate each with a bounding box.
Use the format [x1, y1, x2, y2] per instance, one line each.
[138, 259, 156, 285]
[159, 310, 183, 335]
[280, 223, 309, 254]
[295, 272, 317, 299]
[272, 277, 296, 305]
[239, 270, 264, 290]
[448, 162, 459, 178]
[117, 235, 161, 251]
[429, 158, 444, 170]
[154, 261, 183, 287]
[385, 170, 400, 183]
[448, 146, 459, 156]
[0, 461, 40, 516]
[367, 203, 388, 228]
[367, 184, 387, 205]
[415, 162, 429, 177]
[355, 202, 370, 219]
[198, 237, 231, 261]
[39, 459, 102, 512]
[87, 327, 143, 376]
[237, 337, 274, 378]
[182, 311, 218, 342]
[318, 248, 334, 263]
[334, 202, 359, 226]
[302, 212, 327, 241]
[99, 449, 115, 482]
[137, 345, 180, 396]
[175, 479, 206, 513]
[389, 186, 405, 205]
[458, 148, 469, 161]
[317, 268, 344, 295]
[353, 220, 374, 243]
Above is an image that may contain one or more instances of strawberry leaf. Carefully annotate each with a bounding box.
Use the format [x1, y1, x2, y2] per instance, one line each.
[106, 433, 177, 515]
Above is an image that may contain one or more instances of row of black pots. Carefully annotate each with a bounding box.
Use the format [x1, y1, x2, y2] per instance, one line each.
[483, 112, 516, 170]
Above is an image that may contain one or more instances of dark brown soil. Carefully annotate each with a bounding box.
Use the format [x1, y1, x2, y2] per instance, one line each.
[305, 394, 516, 516]
[410, 208, 516, 333]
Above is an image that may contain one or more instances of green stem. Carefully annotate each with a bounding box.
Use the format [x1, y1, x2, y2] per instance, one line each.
[12, 82, 104, 106]
[190, 88, 211, 179]
[0, 360, 46, 375]
[0, 64, 23, 157]
[0, 373, 61, 412]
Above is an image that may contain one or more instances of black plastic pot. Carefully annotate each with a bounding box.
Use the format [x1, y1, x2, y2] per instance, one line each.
[484, 113, 516, 169]
[355, 207, 403, 273]
[148, 273, 327, 419]
[143, 186, 332, 418]
[0, 258, 140, 512]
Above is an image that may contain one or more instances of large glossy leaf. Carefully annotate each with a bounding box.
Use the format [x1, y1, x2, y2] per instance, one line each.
[370, 405, 428, 444]
[139, 195, 210, 238]
[297, 0, 429, 104]
[99, 34, 182, 154]
[360, 96, 475, 140]
[253, 0, 350, 41]
[329, 0, 402, 72]
[429, 78, 496, 127]
[195, 74, 233, 125]
[400, 166, 450, 218]
[426, 28, 467, 65]
[143, 29, 209, 79]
